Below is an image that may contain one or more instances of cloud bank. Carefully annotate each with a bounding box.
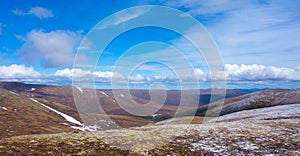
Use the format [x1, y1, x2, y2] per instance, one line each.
[224, 64, 300, 81]
[0, 64, 299, 89]
[0, 64, 42, 78]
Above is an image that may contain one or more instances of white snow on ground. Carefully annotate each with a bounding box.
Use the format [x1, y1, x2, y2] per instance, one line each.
[29, 98, 106, 131]
[9, 91, 18, 95]
[70, 120, 120, 131]
[136, 105, 299, 155]
[0, 106, 8, 110]
[76, 87, 83, 93]
[120, 94, 124, 97]
[100, 91, 109, 97]
[211, 103, 300, 122]
[30, 98, 82, 126]
[71, 125, 103, 131]
[26, 88, 36, 91]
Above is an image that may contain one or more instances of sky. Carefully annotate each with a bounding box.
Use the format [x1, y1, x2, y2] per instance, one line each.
[0, 0, 300, 89]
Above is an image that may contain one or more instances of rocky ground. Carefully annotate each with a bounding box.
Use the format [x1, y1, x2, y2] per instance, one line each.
[0, 104, 299, 155]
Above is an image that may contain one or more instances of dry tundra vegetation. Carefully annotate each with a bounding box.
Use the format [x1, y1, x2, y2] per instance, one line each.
[0, 104, 299, 155]
[0, 82, 299, 155]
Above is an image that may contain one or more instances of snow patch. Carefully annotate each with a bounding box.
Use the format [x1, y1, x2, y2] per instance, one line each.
[9, 91, 18, 95]
[213, 104, 300, 122]
[30, 98, 82, 126]
[120, 94, 124, 97]
[0, 106, 8, 110]
[100, 91, 109, 97]
[71, 124, 103, 131]
[29, 98, 106, 131]
[26, 88, 36, 92]
[76, 87, 83, 93]
[191, 143, 224, 153]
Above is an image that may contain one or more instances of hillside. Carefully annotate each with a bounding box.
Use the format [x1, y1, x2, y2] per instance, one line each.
[0, 82, 257, 114]
[0, 82, 262, 121]
[0, 82, 178, 119]
[0, 88, 77, 138]
[0, 104, 299, 155]
[117, 89, 253, 107]
[195, 88, 300, 116]
[0, 87, 155, 137]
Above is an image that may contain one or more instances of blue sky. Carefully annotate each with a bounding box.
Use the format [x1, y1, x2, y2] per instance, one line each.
[0, 0, 300, 89]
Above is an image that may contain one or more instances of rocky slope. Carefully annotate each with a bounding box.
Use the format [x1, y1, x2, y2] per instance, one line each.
[0, 104, 299, 155]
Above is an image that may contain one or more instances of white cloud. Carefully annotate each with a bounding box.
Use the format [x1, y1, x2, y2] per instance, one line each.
[96, 7, 151, 29]
[28, 7, 53, 19]
[154, 0, 300, 67]
[113, 9, 149, 25]
[54, 68, 122, 81]
[17, 29, 82, 68]
[0, 64, 42, 78]
[224, 64, 300, 81]
[162, 0, 244, 15]
[13, 7, 53, 19]
[94, 71, 118, 79]
[12, 9, 24, 16]
[52, 65, 300, 82]
[54, 68, 78, 77]
[193, 68, 206, 81]
[0, 64, 299, 87]
[129, 74, 147, 81]
[153, 75, 166, 80]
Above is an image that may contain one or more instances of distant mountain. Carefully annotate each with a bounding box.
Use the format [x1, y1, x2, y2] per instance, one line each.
[2, 81, 295, 117]
[1, 81, 298, 128]
[112, 89, 257, 107]
[0, 82, 177, 118]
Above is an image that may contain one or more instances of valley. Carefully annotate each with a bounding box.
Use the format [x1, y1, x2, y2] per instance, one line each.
[0, 81, 299, 155]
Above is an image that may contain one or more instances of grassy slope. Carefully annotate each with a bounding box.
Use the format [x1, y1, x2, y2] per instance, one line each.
[0, 89, 75, 138]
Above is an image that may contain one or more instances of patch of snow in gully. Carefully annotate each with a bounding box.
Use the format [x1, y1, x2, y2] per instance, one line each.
[30, 98, 82, 126]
